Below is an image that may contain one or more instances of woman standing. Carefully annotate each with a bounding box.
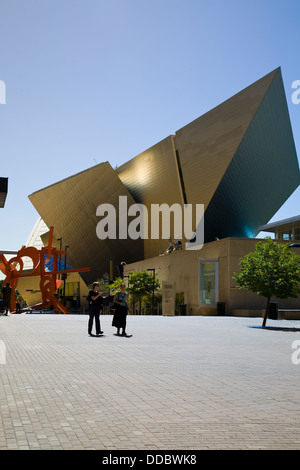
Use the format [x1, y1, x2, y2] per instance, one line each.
[112, 283, 129, 336]
[88, 282, 104, 336]
[16, 295, 21, 314]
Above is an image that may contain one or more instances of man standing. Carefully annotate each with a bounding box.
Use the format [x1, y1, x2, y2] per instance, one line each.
[87, 282, 104, 336]
[1, 282, 12, 316]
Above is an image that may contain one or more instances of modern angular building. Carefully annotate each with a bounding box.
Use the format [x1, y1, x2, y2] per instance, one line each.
[26, 67, 300, 314]
[115, 67, 299, 246]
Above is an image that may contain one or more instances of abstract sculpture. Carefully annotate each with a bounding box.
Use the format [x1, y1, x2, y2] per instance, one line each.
[0, 227, 90, 314]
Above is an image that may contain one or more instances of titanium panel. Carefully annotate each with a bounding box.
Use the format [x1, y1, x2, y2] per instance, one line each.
[29, 163, 143, 284]
[204, 69, 300, 242]
[116, 136, 183, 205]
[116, 136, 185, 258]
[174, 68, 279, 209]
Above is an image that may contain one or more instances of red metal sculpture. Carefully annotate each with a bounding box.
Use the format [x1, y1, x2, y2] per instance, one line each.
[0, 226, 90, 314]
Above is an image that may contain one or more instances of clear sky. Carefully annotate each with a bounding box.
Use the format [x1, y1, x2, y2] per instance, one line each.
[0, 0, 299, 252]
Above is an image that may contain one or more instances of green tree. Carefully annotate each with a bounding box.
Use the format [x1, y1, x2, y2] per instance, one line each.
[92, 273, 111, 296]
[128, 271, 160, 315]
[233, 238, 300, 327]
[108, 277, 124, 294]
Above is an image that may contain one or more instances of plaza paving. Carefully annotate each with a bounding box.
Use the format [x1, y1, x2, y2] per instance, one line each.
[0, 312, 300, 450]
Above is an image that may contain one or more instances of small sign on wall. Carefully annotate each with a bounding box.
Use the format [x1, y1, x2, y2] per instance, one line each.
[162, 281, 176, 316]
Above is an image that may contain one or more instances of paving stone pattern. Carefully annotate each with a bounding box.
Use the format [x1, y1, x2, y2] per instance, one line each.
[0, 313, 300, 450]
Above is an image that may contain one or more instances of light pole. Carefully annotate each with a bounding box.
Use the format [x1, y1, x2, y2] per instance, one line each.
[57, 237, 62, 280]
[147, 268, 155, 315]
[63, 245, 69, 306]
[56, 237, 62, 301]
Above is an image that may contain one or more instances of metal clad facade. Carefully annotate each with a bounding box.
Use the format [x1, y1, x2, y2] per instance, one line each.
[204, 69, 300, 242]
[173, 68, 279, 209]
[27, 68, 300, 283]
[116, 136, 185, 258]
[29, 162, 143, 283]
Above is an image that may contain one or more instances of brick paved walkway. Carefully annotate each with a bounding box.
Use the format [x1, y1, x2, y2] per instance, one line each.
[0, 313, 300, 450]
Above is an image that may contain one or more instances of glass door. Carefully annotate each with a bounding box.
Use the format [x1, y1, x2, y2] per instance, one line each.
[198, 260, 219, 305]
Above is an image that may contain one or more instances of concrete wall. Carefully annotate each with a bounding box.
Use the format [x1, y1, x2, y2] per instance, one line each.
[124, 238, 300, 317]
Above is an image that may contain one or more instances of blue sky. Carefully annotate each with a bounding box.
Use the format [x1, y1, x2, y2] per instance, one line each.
[0, 0, 299, 252]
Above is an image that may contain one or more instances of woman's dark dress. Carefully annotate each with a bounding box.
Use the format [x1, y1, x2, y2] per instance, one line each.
[112, 291, 128, 330]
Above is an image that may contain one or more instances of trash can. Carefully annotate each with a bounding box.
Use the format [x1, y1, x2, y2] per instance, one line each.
[179, 304, 186, 316]
[217, 302, 225, 316]
[268, 302, 278, 320]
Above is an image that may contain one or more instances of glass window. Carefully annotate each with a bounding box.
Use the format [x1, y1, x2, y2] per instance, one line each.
[283, 231, 292, 240]
[199, 261, 218, 305]
[294, 227, 300, 241]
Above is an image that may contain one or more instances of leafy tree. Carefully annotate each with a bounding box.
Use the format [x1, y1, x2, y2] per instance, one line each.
[128, 271, 160, 315]
[108, 277, 124, 294]
[92, 273, 111, 296]
[233, 238, 300, 327]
